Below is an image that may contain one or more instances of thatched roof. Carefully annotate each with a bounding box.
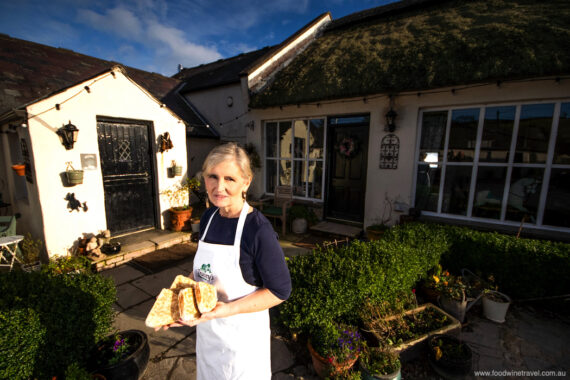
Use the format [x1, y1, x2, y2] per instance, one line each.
[250, 0, 570, 108]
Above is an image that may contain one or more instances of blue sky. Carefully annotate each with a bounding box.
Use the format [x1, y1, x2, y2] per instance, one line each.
[0, 0, 397, 77]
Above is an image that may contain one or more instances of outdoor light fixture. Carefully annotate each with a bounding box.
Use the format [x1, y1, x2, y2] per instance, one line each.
[57, 121, 79, 150]
[385, 107, 398, 132]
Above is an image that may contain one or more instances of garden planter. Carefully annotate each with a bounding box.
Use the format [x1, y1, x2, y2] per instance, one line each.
[65, 170, 84, 185]
[169, 207, 192, 231]
[360, 362, 401, 380]
[11, 164, 25, 176]
[90, 329, 149, 380]
[428, 334, 472, 379]
[439, 295, 467, 323]
[482, 290, 511, 323]
[307, 340, 358, 379]
[21, 261, 42, 272]
[292, 218, 308, 234]
[366, 303, 461, 362]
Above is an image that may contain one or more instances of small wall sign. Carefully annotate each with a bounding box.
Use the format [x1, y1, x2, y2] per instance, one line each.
[81, 154, 97, 170]
[379, 134, 399, 169]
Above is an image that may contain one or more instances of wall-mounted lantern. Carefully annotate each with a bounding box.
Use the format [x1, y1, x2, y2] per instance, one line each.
[57, 121, 79, 150]
[385, 107, 398, 133]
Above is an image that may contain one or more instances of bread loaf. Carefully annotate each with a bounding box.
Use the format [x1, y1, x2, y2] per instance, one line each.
[170, 275, 196, 291]
[178, 287, 201, 321]
[195, 281, 217, 313]
[145, 288, 180, 328]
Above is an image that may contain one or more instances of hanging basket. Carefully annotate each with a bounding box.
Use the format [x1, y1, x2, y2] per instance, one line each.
[11, 164, 25, 176]
[66, 170, 84, 185]
[172, 165, 182, 176]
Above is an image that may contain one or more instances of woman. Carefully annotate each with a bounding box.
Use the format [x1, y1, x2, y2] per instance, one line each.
[164, 142, 291, 380]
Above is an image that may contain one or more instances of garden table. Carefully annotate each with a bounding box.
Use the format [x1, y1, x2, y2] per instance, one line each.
[0, 235, 23, 271]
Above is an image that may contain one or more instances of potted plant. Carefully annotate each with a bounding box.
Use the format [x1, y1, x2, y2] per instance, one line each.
[428, 334, 472, 378]
[359, 346, 401, 380]
[18, 232, 42, 272]
[366, 224, 389, 241]
[434, 270, 468, 323]
[170, 160, 182, 177]
[161, 177, 201, 231]
[418, 265, 443, 304]
[11, 163, 26, 176]
[288, 204, 318, 234]
[88, 329, 150, 380]
[481, 278, 511, 323]
[307, 322, 365, 379]
[65, 161, 84, 186]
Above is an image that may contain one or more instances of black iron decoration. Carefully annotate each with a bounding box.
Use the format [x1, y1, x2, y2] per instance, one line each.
[159, 132, 173, 153]
[379, 134, 399, 169]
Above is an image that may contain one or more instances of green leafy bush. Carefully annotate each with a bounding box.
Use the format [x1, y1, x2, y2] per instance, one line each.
[0, 270, 116, 379]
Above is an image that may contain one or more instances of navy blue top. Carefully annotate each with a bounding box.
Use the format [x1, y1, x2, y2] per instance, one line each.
[199, 207, 292, 301]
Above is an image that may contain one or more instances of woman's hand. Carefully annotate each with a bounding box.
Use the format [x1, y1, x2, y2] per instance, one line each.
[155, 301, 228, 330]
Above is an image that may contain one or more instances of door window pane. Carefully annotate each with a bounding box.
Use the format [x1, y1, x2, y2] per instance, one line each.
[543, 169, 570, 228]
[420, 111, 448, 163]
[553, 103, 570, 164]
[266, 122, 277, 158]
[278, 121, 292, 158]
[293, 160, 306, 196]
[415, 163, 441, 212]
[448, 108, 479, 162]
[506, 167, 543, 223]
[480, 106, 515, 162]
[309, 119, 324, 159]
[472, 166, 507, 219]
[515, 104, 554, 163]
[442, 166, 472, 215]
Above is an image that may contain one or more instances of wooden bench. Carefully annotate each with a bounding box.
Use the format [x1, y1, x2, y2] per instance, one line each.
[259, 186, 293, 236]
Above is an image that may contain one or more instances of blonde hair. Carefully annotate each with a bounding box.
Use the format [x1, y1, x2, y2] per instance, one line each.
[200, 142, 253, 181]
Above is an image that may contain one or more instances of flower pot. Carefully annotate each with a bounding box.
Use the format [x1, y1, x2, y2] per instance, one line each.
[482, 290, 511, 323]
[428, 334, 472, 379]
[292, 218, 308, 234]
[360, 357, 401, 380]
[11, 164, 26, 176]
[65, 170, 84, 185]
[439, 295, 467, 323]
[366, 227, 386, 241]
[307, 340, 358, 379]
[169, 207, 192, 231]
[90, 329, 149, 380]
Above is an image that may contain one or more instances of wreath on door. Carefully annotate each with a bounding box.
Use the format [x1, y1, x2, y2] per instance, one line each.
[337, 137, 359, 158]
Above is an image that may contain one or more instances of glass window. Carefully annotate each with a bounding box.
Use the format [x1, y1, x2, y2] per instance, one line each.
[419, 111, 448, 163]
[266, 122, 277, 158]
[544, 169, 570, 228]
[553, 103, 570, 164]
[293, 161, 306, 197]
[294, 120, 308, 158]
[472, 167, 507, 219]
[448, 108, 479, 162]
[415, 163, 441, 212]
[506, 167, 543, 223]
[442, 166, 472, 215]
[308, 161, 323, 199]
[515, 104, 554, 163]
[265, 159, 277, 194]
[278, 121, 292, 158]
[480, 106, 516, 162]
[309, 119, 324, 159]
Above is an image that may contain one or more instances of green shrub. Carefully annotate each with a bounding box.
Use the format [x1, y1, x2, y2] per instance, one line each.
[0, 270, 116, 379]
[0, 308, 46, 380]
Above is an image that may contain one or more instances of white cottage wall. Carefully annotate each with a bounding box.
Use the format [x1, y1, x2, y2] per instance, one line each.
[250, 78, 570, 230]
[24, 69, 187, 257]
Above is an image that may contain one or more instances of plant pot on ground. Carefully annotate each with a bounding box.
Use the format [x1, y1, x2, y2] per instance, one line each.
[18, 232, 43, 272]
[88, 329, 150, 380]
[359, 346, 401, 380]
[11, 164, 26, 176]
[366, 224, 389, 241]
[161, 177, 201, 231]
[482, 290, 511, 323]
[288, 204, 318, 234]
[428, 334, 472, 379]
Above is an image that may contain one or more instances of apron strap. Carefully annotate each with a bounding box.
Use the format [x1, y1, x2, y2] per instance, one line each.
[200, 208, 219, 242]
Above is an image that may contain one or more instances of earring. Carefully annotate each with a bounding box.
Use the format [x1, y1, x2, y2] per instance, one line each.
[242, 191, 247, 200]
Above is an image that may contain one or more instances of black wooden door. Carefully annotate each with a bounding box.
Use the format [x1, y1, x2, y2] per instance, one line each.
[325, 115, 369, 223]
[97, 119, 156, 235]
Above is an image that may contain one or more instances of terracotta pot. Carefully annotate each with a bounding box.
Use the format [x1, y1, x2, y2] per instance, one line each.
[169, 207, 192, 231]
[11, 164, 25, 176]
[366, 228, 386, 241]
[307, 340, 358, 379]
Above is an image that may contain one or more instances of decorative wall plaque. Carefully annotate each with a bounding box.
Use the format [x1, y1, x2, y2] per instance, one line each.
[379, 133, 399, 169]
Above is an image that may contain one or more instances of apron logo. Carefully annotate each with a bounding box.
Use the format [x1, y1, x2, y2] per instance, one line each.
[197, 263, 214, 283]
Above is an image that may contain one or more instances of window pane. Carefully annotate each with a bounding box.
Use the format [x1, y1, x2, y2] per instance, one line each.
[480, 106, 515, 162]
[265, 159, 277, 193]
[420, 111, 448, 163]
[279, 121, 292, 158]
[553, 103, 570, 164]
[472, 166, 507, 219]
[515, 104, 554, 163]
[309, 119, 324, 159]
[294, 120, 308, 158]
[448, 108, 479, 162]
[278, 159, 291, 186]
[543, 169, 570, 228]
[293, 160, 306, 197]
[442, 166, 472, 215]
[265, 122, 277, 158]
[415, 163, 441, 212]
[506, 167, 543, 223]
[308, 161, 323, 199]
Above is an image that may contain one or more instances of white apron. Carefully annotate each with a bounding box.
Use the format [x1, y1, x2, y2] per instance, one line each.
[193, 201, 271, 380]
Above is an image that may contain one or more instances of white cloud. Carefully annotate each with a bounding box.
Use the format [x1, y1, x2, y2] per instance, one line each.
[77, 7, 144, 40]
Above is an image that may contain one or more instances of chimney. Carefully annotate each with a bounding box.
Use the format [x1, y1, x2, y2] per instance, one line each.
[178, 64, 183, 73]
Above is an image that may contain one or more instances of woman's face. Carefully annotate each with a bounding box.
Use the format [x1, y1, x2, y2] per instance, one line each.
[204, 159, 250, 212]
